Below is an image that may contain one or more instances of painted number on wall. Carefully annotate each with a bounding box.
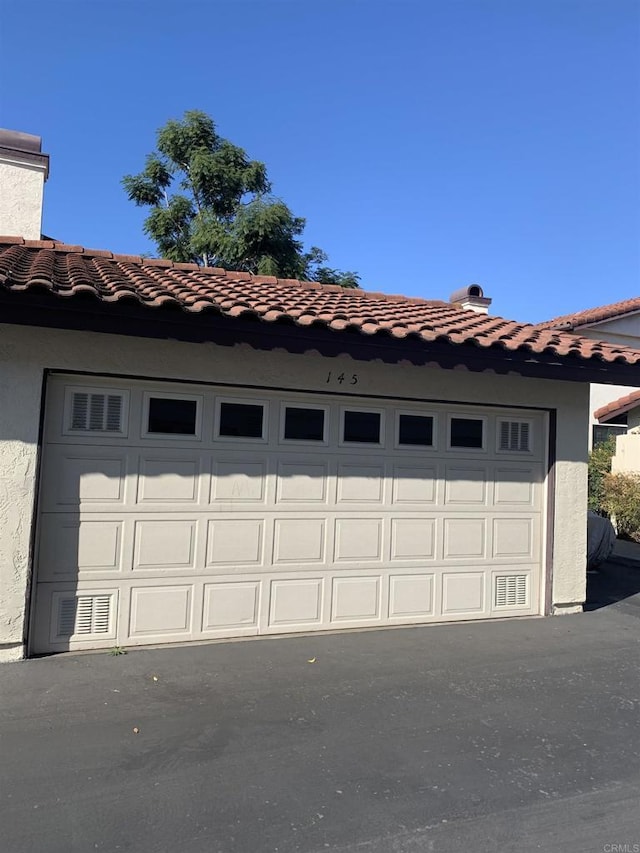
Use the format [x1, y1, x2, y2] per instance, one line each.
[326, 371, 358, 386]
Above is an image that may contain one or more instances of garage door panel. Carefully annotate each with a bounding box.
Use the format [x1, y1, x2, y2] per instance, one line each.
[443, 518, 487, 559]
[276, 460, 328, 503]
[442, 572, 486, 615]
[390, 518, 436, 560]
[206, 519, 265, 566]
[494, 467, 538, 506]
[331, 576, 381, 622]
[273, 518, 326, 563]
[32, 377, 547, 653]
[133, 519, 198, 570]
[389, 574, 434, 618]
[40, 447, 129, 510]
[211, 457, 268, 504]
[268, 578, 324, 627]
[336, 464, 384, 503]
[392, 464, 437, 504]
[334, 518, 383, 562]
[136, 453, 204, 505]
[37, 515, 124, 578]
[128, 585, 194, 638]
[444, 465, 489, 505]
[202, 581, 260, 633]
[492, 517, 535, 559]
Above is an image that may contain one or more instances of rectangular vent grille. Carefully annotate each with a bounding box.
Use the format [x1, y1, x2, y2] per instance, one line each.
[57, 595, 112, 637]
[71, 392, 123, 432]
[499, 420, 530, 452]
[495, 575, 528, 608]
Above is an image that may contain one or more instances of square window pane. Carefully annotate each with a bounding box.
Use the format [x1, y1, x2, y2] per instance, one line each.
[219, 403, 264, 438]
[284, 407, 325, 441]
[398, 414, 433, 446]
[450, 417, 483, 448]
[343, 410, 381, 443]
[148, 398, 197, 435]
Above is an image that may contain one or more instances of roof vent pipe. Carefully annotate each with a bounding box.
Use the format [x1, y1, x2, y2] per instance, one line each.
[450, 284, 492, 314]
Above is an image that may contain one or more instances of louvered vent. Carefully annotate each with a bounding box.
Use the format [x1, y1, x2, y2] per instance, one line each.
[56, 594, 112, 637]
[495, 575, 528, 608]
[70, 392, 123, 432]
[499, 420, 530, 452]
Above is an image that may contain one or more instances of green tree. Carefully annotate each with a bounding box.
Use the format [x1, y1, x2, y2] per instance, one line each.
[588, 436, 617, 513]
[122, 110, 360, 287]
[602, 472, 640, 537]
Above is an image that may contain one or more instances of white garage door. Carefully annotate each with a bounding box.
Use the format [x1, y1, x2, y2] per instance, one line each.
[30, 375, 547, 653]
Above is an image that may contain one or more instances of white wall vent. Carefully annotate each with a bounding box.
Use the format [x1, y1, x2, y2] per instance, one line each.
[56, 594, 113, 637]
[498, 420, 530, 452]
[494, 575, 528, 608]
[70, 392, 124, 433]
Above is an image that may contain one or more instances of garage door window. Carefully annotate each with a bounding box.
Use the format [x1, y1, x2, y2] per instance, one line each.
[449, 416, 484, 449]
[147, 397, 198, 436]
[398, 414, 434, 447]
[342, 410, 381, 444]
[218, 402, 265, 439]
[283, 406, 326, 442]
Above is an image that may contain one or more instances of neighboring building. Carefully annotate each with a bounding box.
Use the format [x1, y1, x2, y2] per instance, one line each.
[595, 390, 640, 475]
[2, 130, 640, 662]
[537, 301, 640, 448]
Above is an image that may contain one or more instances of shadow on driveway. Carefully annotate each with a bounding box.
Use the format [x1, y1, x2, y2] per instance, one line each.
[585, 556, 640, 611]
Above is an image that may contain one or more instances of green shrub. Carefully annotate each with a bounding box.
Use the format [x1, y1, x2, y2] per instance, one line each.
[588, 436, 617, 512]
[601, 472, 640, 536]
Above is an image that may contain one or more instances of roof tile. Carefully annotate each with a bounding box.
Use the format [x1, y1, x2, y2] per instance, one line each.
[595, 390, 640, 423]
[537, 297, 640, 330]
[1, 240, 640, 367]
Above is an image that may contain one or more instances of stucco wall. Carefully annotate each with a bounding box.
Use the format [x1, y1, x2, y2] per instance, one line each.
[611, 435, 640, 473]
[0, 158, 45, 240]
[0, 323, 590, 660]
[581, 316, 640, 350]
[611, 413, 640, 472]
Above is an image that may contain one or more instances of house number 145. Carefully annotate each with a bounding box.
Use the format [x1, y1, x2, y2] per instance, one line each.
[326, 371, 358, 385]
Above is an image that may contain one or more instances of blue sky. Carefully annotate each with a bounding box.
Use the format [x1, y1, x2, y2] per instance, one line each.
[1, 0, 638, 323]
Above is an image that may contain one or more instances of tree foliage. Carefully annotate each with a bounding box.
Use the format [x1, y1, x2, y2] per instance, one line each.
[588, 436, 617, 513]
[601, 472, 640, 537]
[122, 111, 359, 286]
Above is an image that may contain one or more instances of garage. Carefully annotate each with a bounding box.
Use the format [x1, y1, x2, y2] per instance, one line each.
[6, 241, 640, 661]
[30, 373, 546, 653]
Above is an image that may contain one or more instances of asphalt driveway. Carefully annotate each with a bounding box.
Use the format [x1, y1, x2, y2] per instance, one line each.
[2, 563, 640, 853]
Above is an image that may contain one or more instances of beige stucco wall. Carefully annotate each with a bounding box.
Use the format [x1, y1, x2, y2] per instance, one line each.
[611, 435, 640, 473]
[0, 157, 46, 240]
[611, 410, 640, 473]
[0, 323, 590, 660]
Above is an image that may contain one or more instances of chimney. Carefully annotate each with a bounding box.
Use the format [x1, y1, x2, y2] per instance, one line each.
[450, 283, 492, 314]
[0, 129, 49, 240]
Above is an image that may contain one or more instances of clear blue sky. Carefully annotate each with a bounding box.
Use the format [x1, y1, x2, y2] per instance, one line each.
[1, 0, 638, 323]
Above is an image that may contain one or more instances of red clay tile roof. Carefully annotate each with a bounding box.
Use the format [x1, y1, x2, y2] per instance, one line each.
[2, 237, 640, 366]
[536, 297, 640, 331]
[595, 389, 640, 423]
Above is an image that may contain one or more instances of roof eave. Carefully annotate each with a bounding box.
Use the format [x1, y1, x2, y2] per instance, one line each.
[0, 288, 639, 387]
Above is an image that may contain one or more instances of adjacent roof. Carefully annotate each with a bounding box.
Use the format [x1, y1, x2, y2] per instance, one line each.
[2, 236, 640, 367]
[536, 297, 640, 331]
[595, 390, 640, 423]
